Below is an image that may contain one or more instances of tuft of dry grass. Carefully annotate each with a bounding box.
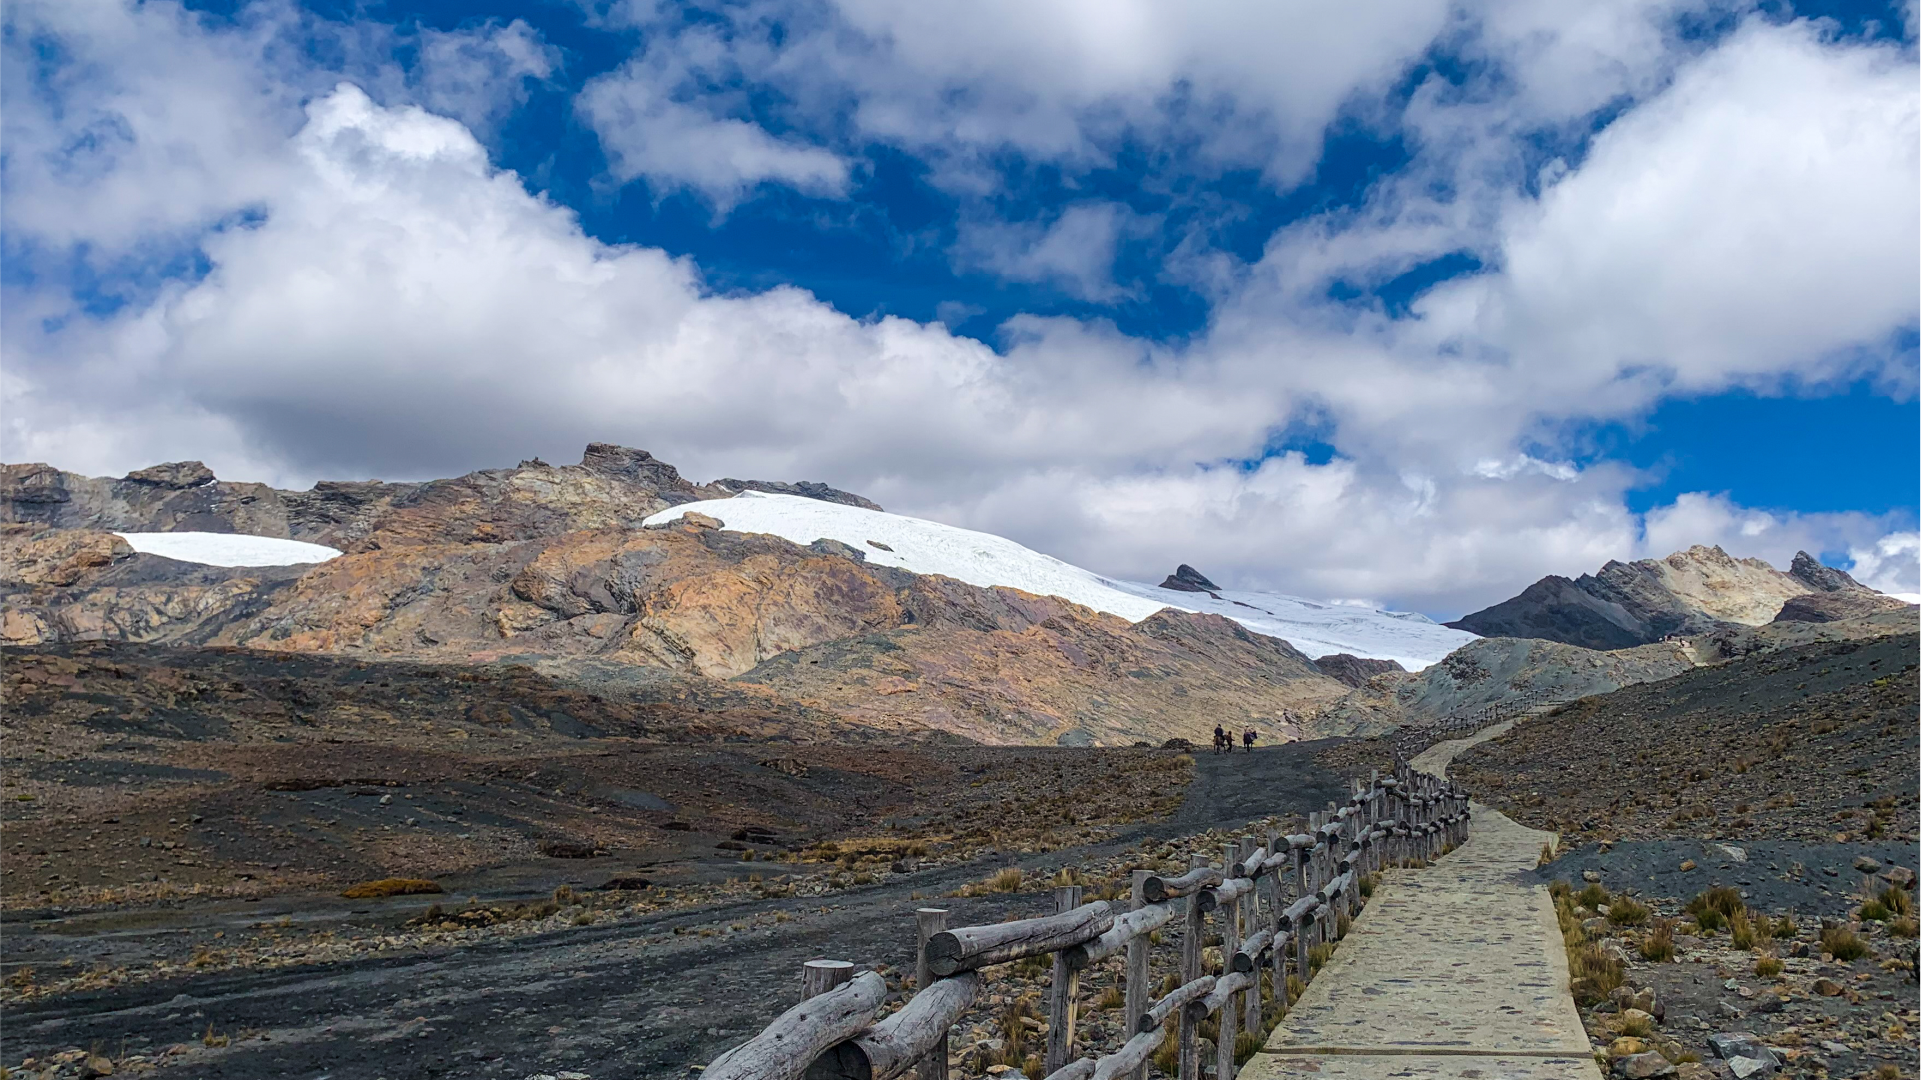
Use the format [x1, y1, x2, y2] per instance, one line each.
[1639, 920, 1676, 962]
[1569, 942, 1624, 1004]
[1576, 882, 1609, 910]
[1607, 895, 1649, 926]
[1821, 926, 1869, 961]
[1754, 955, 1783, 977]
[1730, 908, 1758, 950]
[1889, 916, 1918, 939]
[340, 878, 442, 899]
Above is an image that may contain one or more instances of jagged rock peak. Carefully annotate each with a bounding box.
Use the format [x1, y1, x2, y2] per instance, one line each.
[577, 443, 687, 484]
[1158, 564, 1221, 593]
[710, 478, 882, 511]
[125, 461, 216, 489]
[1788, 550, 1867, 594]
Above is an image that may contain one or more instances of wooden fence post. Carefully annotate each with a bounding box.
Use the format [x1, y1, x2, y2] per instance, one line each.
[1126, 869, 1151, 1080]
[1047, 884, 1083, 1075]
[916, 908, 950, 1080]
[804, 959, 855, 999]
[1217, 843, 1241, 1080]
[1240, 837, 1261, 1037]
[1179, 853, 1207, 1080]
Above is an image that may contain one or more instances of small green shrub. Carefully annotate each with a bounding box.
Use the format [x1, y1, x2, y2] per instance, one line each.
[1576, 882, 1609, 910]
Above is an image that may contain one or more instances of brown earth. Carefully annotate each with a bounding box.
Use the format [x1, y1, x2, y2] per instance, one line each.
[1, 641, 1205, 915]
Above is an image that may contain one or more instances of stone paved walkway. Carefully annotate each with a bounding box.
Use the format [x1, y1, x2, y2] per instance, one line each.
[1243, 723, 1603, 1080]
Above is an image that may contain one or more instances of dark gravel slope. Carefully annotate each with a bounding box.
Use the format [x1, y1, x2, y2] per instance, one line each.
[3, 742, 1349, 1080]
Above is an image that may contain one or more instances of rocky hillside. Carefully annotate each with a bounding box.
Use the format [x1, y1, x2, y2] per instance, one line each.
[1452, 632, 1920, 845]
[1312, 607, 1915, 738]
[1446, 544, 1906, 649]
[0, 448, 1348, 746]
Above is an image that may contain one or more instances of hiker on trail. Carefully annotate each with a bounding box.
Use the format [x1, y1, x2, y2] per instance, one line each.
[1242, 728, 1256, 750]
[1214, 724, 1228, 753]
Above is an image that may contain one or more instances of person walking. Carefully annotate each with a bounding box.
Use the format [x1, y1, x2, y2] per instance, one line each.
[1213, 724, 1228, 754]
[1242, 727, 1256, 750]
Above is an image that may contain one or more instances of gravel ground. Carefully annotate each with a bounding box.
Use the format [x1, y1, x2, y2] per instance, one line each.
[2, 741, 1352, 1080]
[1537, 840, 1919, 919]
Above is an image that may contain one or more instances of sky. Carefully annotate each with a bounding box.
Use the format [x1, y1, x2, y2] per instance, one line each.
[3, 0, 1917, 617]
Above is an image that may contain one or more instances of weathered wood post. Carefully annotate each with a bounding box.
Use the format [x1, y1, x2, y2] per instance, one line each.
[1263, 828, 1285, 1018]
[916, 908, 950, 1080]
[1215, 843, 1241, 1080]
[1240, 837, 1261, 1036]
[804, 959, 856, 999]
[1047, 884, 1084, 1075]
[1180, 854, 1207, 1080]
[1126, 869, 1152, 1080]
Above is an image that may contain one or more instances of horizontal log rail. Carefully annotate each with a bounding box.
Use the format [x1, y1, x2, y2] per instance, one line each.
[699, 764, 1472, 1080]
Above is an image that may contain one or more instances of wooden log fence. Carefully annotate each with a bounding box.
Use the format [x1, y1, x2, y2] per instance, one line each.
[1390, 686, 1578, 762]
[712, 765, 1471, 1080]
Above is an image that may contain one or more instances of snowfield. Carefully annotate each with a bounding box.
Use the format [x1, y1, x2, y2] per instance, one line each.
[645, 493, 1476, 669]
[116, 532, 343, 567]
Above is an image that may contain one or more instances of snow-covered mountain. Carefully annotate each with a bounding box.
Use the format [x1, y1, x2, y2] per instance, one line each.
[646, 492, 1477, 669]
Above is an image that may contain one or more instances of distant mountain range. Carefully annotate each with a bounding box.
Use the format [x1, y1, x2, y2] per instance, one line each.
[1446, 544, 1908, 649]
[1, 447, 1351, 746]
[3, 446, 1910, 746]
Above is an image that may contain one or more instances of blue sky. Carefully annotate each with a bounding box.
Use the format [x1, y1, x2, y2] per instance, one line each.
[3, 0, 1917, 613]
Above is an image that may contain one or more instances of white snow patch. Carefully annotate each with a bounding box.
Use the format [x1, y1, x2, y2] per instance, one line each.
[645, 492, 1477, 669]
[1888, 592, 1921, 605]
[116, 532, 342, 567]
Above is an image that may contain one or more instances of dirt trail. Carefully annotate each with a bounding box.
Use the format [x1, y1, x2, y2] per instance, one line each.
[4, 742, 1350, 1080]
[1246, 721, 1602, 1080]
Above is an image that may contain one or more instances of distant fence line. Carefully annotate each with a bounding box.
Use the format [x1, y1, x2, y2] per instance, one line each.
[1390, 686, 1578, 762]
[701, 766, 1471, 1080]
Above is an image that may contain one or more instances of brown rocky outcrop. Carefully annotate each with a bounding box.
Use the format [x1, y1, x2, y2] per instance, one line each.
[1312, 652, 1406, 688]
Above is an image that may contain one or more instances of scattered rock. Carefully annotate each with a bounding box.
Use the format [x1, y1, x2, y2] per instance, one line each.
[1679, 860, 1696, 872]
[1612, 1051, 1676, 1077]
[1811, 978, 1844, 997]
[1852, 855, 1881, 874]
[678, 512, 725, 531]
[1882, 865, 1915, 888]
[1584, 870, 1603, 882]
[1609, 1036, 1649, 1057]
[538, 840, 603, 859]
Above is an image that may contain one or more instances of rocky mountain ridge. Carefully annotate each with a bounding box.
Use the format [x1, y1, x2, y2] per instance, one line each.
[1446, 543, 1905, 649]
[1, 448, 1347, 746]
[0, 445, 874, 554]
